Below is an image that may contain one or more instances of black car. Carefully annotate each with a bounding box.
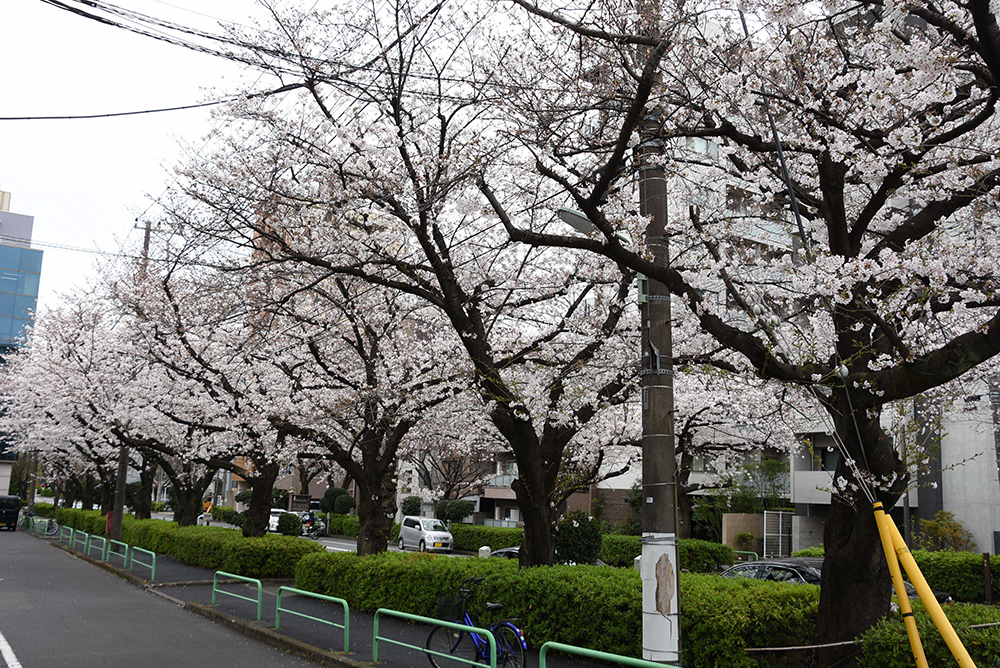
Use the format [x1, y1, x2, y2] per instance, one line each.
[489, 546, 520, 559]
[0, 495, 20, 531]
[721, 557, 952, 603]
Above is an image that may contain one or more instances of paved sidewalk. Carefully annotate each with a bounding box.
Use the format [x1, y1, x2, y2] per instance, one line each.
[40, 530, 605, 668]
[0, 529, 313, 668]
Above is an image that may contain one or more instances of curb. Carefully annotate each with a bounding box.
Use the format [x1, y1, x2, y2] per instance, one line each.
[183, 602, 369, 668]
[40, 534, 369, 667]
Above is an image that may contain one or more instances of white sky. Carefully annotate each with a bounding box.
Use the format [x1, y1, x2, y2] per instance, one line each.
[0, 0, 280, 314]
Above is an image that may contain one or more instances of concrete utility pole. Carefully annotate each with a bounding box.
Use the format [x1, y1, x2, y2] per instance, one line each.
[110, 221, 152, 541]
[636, 116, 680, 663]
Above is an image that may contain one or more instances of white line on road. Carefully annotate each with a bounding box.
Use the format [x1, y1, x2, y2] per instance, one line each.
[0, 628, 23, 668]
[324, 545, 351, 552]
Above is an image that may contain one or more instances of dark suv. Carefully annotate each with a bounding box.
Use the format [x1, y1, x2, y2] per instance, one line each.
[0, 495, 20, 531]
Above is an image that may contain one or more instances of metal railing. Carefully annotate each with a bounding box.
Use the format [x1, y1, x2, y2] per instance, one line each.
[538, 642, 682, 668]
[87, 535, 108, 560]
[106, 539, 130, 568]
[734, 551, 759, 561]
[275, 587, 350, 651]
[73, 530, 90, 553]
[373, 608, 496, 668]
[130, 546, 157, 581]
[212, 571, 263, 622]
[60, 526, 73, 545]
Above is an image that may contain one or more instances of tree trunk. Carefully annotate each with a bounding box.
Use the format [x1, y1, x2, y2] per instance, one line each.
[174, 487, 203, 526]
[512, 454, 558, 566]
[242, 462, 280, 537]
[816, 399, 902, 668]
[81, 475, 95, 511]
[128, 465, 155, 520]
[676, 491, 693, 540]
[355, 471, 397, 556]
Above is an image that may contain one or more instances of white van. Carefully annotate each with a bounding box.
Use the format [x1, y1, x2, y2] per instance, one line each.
[398, 516, 453, 552]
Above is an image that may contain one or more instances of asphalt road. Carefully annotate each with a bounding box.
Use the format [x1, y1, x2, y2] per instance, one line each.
[0, 529, 313, 668]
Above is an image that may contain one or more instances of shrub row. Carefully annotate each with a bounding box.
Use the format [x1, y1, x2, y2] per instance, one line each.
[789, 546, 1000, 603]
[33, 502, 56, 518]
[450, 524, 523, 551]
[295, 550, 1000, 668]
[55, 509, 324, 578]
[859, 599, 1000, 667]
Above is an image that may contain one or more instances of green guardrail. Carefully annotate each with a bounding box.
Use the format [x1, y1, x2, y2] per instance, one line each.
[73, 530, 90, 553]
[106, 539, 130, 568]
[31, 518, 45, 534]
[734, 551, 759, 561]
[87, 535, 108, 560]
[538, 642, 683, 668]
[130, 546, 157, 581]
[276, 587, 350, 651]
[373, 609, 497, 668]
[60, 526, 73, 545]
[212, 571, 263, 622]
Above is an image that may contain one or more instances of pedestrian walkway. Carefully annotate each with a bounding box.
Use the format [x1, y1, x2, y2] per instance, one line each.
[0, 529, 313, 668]
[29, 529, 606, 668]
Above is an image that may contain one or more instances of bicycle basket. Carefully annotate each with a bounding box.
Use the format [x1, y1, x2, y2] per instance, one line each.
[436, 595, 463, 620]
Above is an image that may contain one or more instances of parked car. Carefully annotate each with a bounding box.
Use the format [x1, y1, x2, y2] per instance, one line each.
[398, 515, 453, 552]
[489, 546, 520, 559]
[0, 495, 20, 531]
[721, 557, 952, 603]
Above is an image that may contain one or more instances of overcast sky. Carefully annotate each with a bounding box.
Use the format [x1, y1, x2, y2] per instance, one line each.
[1, 0, 280, 313]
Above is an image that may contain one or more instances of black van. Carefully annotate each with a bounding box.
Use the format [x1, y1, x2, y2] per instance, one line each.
[0, 495, 20, 531]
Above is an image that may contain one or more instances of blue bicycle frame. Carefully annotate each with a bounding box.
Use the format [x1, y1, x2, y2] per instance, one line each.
[461, 613, 527, 661]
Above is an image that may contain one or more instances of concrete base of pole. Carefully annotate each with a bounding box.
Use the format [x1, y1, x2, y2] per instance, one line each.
[641, 532, 680, 663]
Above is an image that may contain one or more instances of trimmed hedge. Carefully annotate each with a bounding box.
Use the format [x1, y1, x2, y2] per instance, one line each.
[859, 600, 1000, 667]
[56, 509, 324, 578]
[55, 508, 123, 536]
[295, 550, 1000, 668]
[450, 524, 523, 551]
[295, 551, 820, 666]
[33, 502, 55, 518]
[600, 535, 734, 573]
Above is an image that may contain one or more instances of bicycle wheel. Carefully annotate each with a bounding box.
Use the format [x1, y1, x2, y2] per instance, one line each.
[426, 626, 479, 668]
[45, 520, 60, 536]
[494, 624, 526, 668]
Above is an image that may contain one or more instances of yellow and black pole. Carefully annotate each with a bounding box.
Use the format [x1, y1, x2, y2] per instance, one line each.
[873, 501, 977, 668]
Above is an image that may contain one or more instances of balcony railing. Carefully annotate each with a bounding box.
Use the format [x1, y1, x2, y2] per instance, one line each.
[484, 474, 516, 488]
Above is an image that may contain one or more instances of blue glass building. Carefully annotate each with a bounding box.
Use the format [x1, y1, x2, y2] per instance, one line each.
[0, 243, 43, 348]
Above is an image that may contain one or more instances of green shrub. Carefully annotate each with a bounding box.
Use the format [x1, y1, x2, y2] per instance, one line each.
[235, 490, 253, 505]
[333, 494, 356, 515]
[294, 551, 826, 667]
[450, 525, 522, 551]
[222, 535, 325, 578]
[39, 488, 55, 497]
[340, 516, 361, 537]
[859, 600, 1000, 667]
[278, 512, 302, 536]
[151, 501, 166, 512]
[220, 507, 246, 527]
[554, 511, 602, 565]
[436, 499, 475, 523]
[735, 532, 756, 552]
[400, 495, 422, 516]
[55, 508, 121, 536]
[678, 539, 734, 573]
[911, 550, 1000, 602]
[320, 487, 350, 514]
[600, 534, 641, 567]
[790, 546, 825, 557]
[33, 502, 55, 518]
[211, 505, 232, 521]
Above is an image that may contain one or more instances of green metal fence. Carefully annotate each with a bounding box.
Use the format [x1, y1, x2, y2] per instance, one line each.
[538, 642, 682, 668]
[87, 535, 108, 560]
[130, 546, 157, 581]
[73, 530, 90, 553]
[106, 539, 130, 568]
[212, 571, 263, 622]
[275, 587, 350, 651]
[734, 551, 759, 561]
[373, 608, 497, 668]
[60, 526, 73, 545]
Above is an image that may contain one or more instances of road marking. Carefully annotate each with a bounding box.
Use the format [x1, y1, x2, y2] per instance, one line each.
[324, 545, 351, 552]
[0, 628, 23, 668]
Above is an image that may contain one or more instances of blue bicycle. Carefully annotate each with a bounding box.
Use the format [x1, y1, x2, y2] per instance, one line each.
[426, 577, 527, 668]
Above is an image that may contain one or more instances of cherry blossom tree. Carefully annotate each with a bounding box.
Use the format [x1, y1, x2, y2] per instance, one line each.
[481, 0, 1000, 659]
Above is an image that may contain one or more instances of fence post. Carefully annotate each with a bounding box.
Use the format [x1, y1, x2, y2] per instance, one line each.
[984, 553, 993, 605]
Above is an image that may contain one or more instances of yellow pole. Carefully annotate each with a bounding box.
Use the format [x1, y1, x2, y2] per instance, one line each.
[872, 502, 928, 668]
[886, 518, 977, 668]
